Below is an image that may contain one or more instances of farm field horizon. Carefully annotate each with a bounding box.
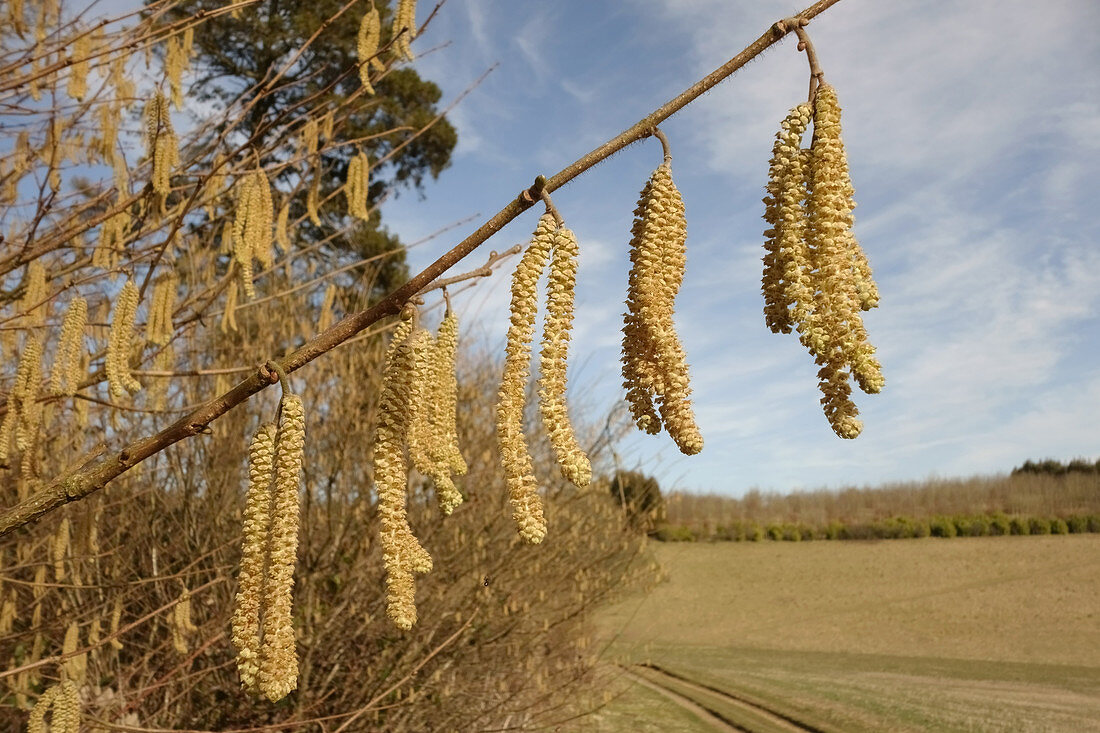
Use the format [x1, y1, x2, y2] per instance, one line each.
[584, 536, 1100, 732]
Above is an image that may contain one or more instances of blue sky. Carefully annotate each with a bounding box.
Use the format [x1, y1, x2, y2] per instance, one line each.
[381, 0, 1100, 495]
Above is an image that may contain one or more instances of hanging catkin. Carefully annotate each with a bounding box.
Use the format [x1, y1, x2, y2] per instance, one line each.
[374, 314, 433, 629]
[407, 317, 464, 515]
[393, 0, 417, 61]
[621, 162, 703, 455]
[257, 393, 305, 702]
[760, 85, 884, 439]
[50, 296, 87, 396]
[1, 332, 44, 462]
[106, 279, 142, 398]
[233, 421, 276, 692]
[233, 168, 274, 298]
[27, 680, 79, 733]
[145, 91, 178, 197]
[19, 260, 47, 325]
[357, 7, 381, 93]
[497, 214, 555, 544]
[538, 224, 591, 487]
[431, 310, 466, 506]
[67, 31, 91, 101]
[171, 589, 198, 655]
[145, 273, 177, 346]
[344, 151, 370, 221]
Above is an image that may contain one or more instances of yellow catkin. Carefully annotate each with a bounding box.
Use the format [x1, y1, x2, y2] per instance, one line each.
[357, 7, 381, 93]
[795, 84, 883, 438]
[171, 589, 197, 654]
[52, 517, 70, 581]
[165, 33, 192, 109]
[27, 684, 58, 733]
[50, 297, 87, 396]
[762, 104, 813, 335]
[257, 393, 305, 702]
[374, 315, 431, 629]
[345, 151, 370, 221]
[108, 596, 124, 650]
[233, 169, 274, 298]
[145, 91, 178, 197]
[318, 283, 337, 332]
[0, 591, 15, 635]
[19, 260, 47, 325]
[430, 310, 466, 508]
[61, 621, 86, 685]
[393, 0, 417, 61]
[538, 224, 591, 487]
[233, 420, 276, 692]
[497, 214, 555, 544]
[306, 178, 322, 226]
[2, 332, 44, 461]
[221, 279, 239, 333]
[106, 279, 142, 398]
[67, 31, 91, 101]
[145, 273, 177, 346]
[275, 201, 291, 253]
[621, 162, 703, 455]
[407, 324, 462, 515]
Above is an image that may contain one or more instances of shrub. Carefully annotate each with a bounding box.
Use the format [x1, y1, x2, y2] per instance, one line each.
[1010, 516, 1031, 535]
[930, 516, 957, 538]
[783, 525, 802, 542]
[655, 524, 697, 542]
[1050, 518, 1069, 535]
[824, 521, 845, 540]
[1029, 517, 1051, 535]
[766, 524, 784, 541]
[1067, 515, 1088, 533]
[1088, 515, 1100, 532]
[748, 524, 765, 542]
[989, 513, 1011, 536]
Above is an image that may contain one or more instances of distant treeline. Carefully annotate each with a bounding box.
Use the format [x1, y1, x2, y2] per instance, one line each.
[658, 468, 1100, 542]
[1012, 457, 1100, 476]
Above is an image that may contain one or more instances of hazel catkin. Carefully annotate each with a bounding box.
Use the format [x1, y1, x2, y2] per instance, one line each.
[106, 279, 142, 399]
[621, 162, 703, 455]
[497, 214, 555, 544]
[374, 315, 432, 628]
[50, 296, 87, 396]
[233, 420, 276, 692]
[538, 225, 591, 487]
[256, 393, 305, 702]
[357, 7, 382, 93]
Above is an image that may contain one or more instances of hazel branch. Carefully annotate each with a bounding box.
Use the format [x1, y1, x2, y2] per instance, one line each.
[0, 0, 846, 538]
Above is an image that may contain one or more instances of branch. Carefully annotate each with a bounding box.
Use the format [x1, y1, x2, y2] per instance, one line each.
[0, 0, 845, 537]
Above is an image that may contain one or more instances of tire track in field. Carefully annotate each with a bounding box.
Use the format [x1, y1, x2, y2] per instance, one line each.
[630, 663, 826, 733]
[621, 667, 744, 732]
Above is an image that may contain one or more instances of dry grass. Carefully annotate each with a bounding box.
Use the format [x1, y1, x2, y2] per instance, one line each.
[594, 537, 1100, 731]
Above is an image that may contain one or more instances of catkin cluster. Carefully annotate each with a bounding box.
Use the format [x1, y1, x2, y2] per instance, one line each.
[408, 309, 467, 515]
[144, 91, 178, 197]
[231, 393, 306, 701]
[357, 7, 383, 93]
[621, 162, 703, 455]
[50, 296, 87, 396]
[393, 0, 418, 61]
[106, 279, 142, 399]
[27, 680, 80, 733]
[497, 212, 591, 545]
[145, 274, 177, 346]
[374, 314, 433, 628]
[165, 27, 194, 109]
[233, 169, 275, 298]
[0, 332, 44, 463]
[345, 151, 371, 221]
[760, 85, 883, 438]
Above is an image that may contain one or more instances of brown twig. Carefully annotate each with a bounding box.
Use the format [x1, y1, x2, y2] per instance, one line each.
[0, 0, 845, 537]
[418, 244, 522, 295]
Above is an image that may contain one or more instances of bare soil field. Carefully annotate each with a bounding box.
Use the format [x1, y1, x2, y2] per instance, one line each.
[584, 536, 1100, 732]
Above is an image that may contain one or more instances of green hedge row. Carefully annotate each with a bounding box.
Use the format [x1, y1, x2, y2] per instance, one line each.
[653, 513, 1100, 542]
